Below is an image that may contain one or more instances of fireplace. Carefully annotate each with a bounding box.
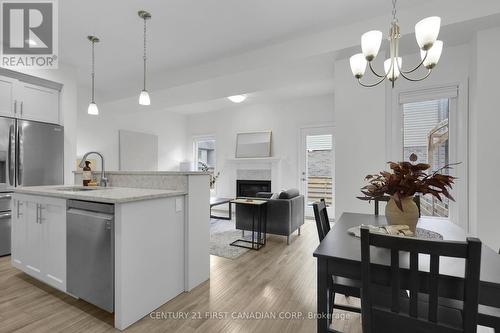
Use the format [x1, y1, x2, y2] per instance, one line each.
[236, 180, 271, 198]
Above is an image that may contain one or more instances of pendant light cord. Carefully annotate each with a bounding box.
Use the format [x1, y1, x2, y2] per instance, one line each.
[392, 0, 397, 23]
[91, 40, 95, 103]
[143, 17, 147, 91]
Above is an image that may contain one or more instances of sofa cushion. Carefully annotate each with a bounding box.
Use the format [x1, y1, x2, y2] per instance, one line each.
[278, 188, 300, 199]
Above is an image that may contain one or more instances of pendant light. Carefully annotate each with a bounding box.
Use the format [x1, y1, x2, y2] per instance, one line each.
[349, 0, 443, 88]
[138, 10, 151, 106]
[87, 35, 100, 115]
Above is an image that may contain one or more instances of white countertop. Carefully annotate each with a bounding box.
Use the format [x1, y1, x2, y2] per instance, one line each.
[14, 185, 187, 204]
[73, 170, 210, 176]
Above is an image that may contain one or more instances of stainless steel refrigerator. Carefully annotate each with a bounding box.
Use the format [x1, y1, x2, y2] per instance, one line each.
[0, 117, 64, 256]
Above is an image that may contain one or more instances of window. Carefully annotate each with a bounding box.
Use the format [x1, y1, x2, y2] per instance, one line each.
[403, 99, 450, 217]
[193, 137, 216, 172]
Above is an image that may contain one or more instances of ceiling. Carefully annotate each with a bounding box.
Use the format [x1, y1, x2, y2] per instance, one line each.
[60, 0, 431, 102]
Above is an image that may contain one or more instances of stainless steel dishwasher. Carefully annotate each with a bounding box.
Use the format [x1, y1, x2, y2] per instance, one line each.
[67, 200, 114, 312]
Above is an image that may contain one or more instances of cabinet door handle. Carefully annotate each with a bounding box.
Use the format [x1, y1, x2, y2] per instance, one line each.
[36, 204, 40, 224]
[16, 200, 23, 218]
[13, 100, 17, 114]
[20, 101, 23, 117]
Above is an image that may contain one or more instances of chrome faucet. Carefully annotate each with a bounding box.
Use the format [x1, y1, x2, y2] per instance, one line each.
[78, 151, 108, 187]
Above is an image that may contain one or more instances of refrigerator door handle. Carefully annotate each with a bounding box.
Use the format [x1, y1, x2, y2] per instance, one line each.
[8, 124, 14, 186]
[17, 125, 23, 186]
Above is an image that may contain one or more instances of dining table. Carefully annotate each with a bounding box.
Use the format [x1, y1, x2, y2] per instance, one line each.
[313, 212, 500, 333]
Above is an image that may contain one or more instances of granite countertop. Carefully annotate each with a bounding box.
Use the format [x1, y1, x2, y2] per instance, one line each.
[14, 185, 187, 204]
[72, 170, 210, 175]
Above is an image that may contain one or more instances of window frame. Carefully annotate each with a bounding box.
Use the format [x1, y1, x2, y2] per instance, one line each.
[386, 84, 469, 230]
[192, 135, 216, 172]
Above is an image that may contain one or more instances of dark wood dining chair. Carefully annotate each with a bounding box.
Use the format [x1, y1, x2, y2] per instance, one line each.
[360, 226, 481, 333]
[313, 200, 361, 327]
[374, 195, 421, 217]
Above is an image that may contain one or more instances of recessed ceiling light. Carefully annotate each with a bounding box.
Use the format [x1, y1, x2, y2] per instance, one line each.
[227, 95, 247, 103]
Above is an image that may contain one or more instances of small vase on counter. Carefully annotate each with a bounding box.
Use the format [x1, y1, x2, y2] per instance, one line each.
[82, 161, 92, 186]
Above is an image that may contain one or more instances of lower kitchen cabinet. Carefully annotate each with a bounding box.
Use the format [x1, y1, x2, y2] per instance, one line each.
[12, 194, 66, 291]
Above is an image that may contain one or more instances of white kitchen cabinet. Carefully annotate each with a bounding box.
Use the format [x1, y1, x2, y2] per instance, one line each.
[17, 82, 60, 124]
[11, 194, 66, 291]
[0, 76, 17, 117]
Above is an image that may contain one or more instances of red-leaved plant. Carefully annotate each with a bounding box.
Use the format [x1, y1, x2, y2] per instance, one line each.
[357, 154, 458, 211]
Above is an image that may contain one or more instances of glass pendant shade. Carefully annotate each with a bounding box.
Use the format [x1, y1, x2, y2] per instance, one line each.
[384, 57, 402, 81]
[350, 53, 367, 78]
[415, 16, 441, 50]
[87, 102, 99, 115]
[421, 40, 443, 69]
[139, 90, 151, 105]
[361, 30, 383, 61]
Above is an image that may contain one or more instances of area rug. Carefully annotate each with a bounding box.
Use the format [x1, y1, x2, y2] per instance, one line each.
[210, 230, 251, 259]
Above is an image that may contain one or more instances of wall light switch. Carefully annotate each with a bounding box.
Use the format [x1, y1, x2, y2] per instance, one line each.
[175, 198, 183, 212]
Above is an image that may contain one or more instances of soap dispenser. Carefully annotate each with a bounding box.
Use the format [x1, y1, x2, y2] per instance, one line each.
[82, 161, 92, 186]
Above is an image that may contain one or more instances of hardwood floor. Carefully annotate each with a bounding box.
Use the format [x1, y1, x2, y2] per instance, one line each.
[0, 219, 361, 333]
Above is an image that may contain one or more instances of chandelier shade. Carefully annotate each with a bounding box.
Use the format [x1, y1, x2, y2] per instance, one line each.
[349, 0, 442, 88]
[350, 53, 368, 79]
[415, 16, 441, 50]
[361, 30, 383, 61]
[421, 40, 443, 69]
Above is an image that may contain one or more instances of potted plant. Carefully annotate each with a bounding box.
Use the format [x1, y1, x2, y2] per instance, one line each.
[357, 154, 457, 232]
[198, 161, 221, 196]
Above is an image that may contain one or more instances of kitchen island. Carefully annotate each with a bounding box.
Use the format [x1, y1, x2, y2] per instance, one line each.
[11, 177, 209, 330]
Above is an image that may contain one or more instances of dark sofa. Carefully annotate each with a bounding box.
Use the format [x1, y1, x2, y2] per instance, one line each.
[235, 189, 305, 245]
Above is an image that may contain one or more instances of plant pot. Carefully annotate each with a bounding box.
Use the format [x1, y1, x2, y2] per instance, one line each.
[385, 196, 419, 233]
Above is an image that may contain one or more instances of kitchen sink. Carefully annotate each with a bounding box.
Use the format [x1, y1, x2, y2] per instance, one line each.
[55, 186, 106, 192]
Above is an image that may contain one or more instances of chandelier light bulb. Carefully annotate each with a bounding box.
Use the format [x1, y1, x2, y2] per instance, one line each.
[415, 16, 441, 50]
[361, 30, 383, 61]
[384, 57, 402, 81]
[88, 102, 99, 115]
[350, 53, 367, 79]
[139, 90, 151, 105]
[421, 40, 443, 69]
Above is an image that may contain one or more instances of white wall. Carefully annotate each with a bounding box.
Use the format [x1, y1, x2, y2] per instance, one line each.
[334, 58, 386, 220]
[187, 94, 334, 197]
[76, 95, 188, 171]
[18, 64, 78, 184]
[469, 27, 500, 251]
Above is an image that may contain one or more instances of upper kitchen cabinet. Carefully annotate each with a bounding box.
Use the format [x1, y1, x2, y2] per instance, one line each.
[0, 70, 62, 125]
[17, 82, 60, 124]
[0, 75, 17, 117]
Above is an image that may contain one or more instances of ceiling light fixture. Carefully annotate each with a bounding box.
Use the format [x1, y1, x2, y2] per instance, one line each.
[227, 95, 247, 103]
[349, 0, 443, 88]
[87, 35, 100, 115]
[138, 10, 152, 106]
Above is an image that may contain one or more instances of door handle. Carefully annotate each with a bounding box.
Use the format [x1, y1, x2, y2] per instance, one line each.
[16, 200, 23, 218]
[20, 101, 23, 117]
[17, 125, 23, 186]
[8, 124, 14, 186]
[13, 100, 17, 115]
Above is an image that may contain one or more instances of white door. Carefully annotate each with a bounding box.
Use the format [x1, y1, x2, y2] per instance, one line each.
[0, 76, 17, 117]
[299, 126, 335, 219]
[41, 199, 66, 291]
[18, 82, 59, 124]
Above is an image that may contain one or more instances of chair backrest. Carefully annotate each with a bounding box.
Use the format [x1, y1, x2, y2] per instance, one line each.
[313, 200, 330, 242]
[374, 195, 421, 217]
[360, 227, 481, 333]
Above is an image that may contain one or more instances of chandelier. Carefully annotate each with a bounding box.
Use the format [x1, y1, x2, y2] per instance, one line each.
[349, 0, 443, 88]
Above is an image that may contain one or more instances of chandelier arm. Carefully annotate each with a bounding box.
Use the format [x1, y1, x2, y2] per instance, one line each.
[398, 68, 432, 82]
[357, 75, 387, 88]
[399, 52, 428, 74]
[369, 62, 386, 78]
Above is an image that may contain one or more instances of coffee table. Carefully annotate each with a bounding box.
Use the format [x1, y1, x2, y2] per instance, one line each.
[210, 197, 233, 220]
